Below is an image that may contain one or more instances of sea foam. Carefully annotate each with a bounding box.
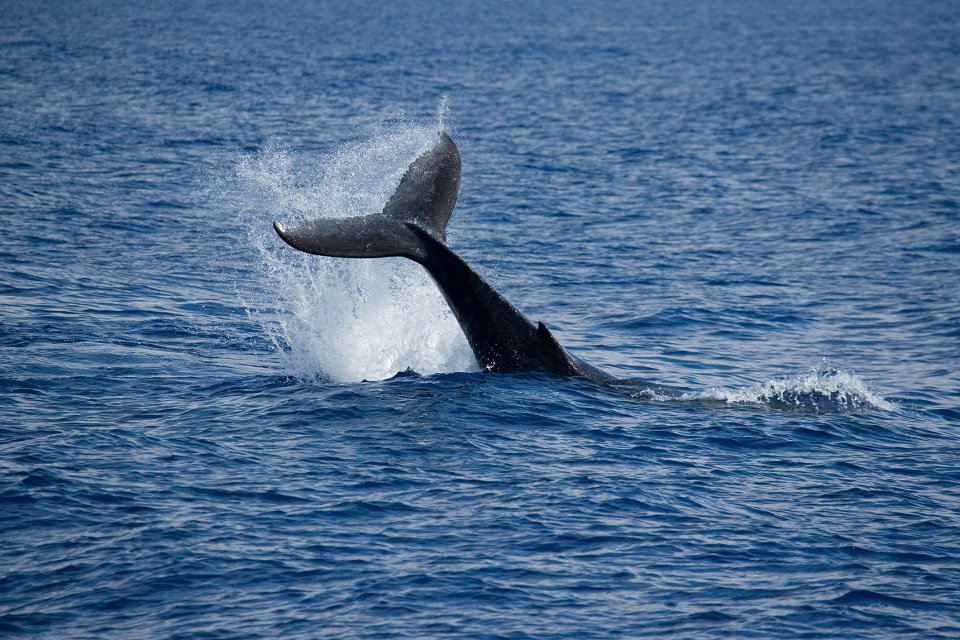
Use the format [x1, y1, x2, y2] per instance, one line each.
[681, 362, 895, 413]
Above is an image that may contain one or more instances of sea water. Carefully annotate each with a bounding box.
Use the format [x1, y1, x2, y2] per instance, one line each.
[2, 1, 959, 638]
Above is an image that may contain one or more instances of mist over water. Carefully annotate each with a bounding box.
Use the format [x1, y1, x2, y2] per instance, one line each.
[231, 123, 476, 382]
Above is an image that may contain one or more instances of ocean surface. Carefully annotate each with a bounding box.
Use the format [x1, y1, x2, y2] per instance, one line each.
[2, 1, 959, 638]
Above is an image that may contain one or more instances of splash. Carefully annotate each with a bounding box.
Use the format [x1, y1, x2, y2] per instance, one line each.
[436, 95, 450, 133]
[680, 362, 894, 413]
[231, 120, 477, 382]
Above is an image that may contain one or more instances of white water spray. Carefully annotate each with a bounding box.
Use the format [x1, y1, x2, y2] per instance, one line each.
[680, 362, 895, 412]
[233, 122, 477, 382]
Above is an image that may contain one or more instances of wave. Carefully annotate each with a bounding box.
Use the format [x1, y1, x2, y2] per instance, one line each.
[679, 363, 894, 413]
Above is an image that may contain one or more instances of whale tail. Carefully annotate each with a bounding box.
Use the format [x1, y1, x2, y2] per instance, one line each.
[272, 131, 611, 380]
[272, 131, 461, 262]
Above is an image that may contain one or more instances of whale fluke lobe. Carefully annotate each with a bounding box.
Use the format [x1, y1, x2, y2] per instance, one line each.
[272, 216, 421, 260]
[273, 131, 460, 261]
[381, 131, 461, 241]
[273, 131, 614, 381]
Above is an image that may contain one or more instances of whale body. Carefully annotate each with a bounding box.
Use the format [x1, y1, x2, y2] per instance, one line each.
[273, 132, 616, 383]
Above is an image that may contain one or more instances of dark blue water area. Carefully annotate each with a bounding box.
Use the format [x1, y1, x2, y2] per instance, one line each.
[2, 1, 960, 638]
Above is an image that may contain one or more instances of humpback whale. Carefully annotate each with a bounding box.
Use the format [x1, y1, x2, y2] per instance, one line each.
[273, 131, 616, 383]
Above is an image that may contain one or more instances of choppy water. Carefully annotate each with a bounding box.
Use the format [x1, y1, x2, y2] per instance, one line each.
[2, 1, 959, 638]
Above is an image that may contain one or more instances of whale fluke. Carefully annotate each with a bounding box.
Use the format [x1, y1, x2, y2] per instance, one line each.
[273, 131, 460, 261]
[273, 132, 614, 381]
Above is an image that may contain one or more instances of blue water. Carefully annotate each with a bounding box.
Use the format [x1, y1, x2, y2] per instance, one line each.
[2, 1, 959, 637]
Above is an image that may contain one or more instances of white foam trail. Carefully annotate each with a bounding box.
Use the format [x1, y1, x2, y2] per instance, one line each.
[232, 123, 477, 382]
[681, 362, 895, 412]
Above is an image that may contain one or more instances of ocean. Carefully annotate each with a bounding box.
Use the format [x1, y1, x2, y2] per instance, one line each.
[2, 1, 959, 637]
